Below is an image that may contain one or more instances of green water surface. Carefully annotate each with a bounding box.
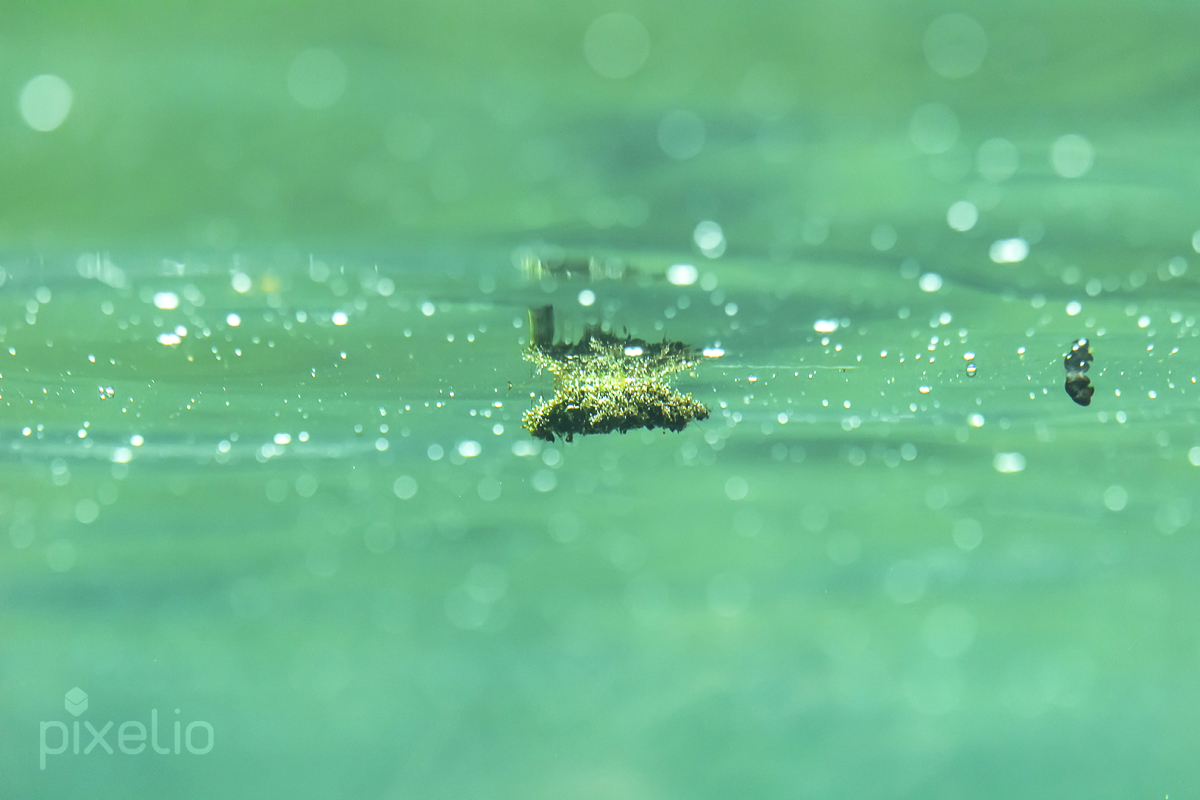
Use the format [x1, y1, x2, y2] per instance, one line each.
[2, 2, 1200, 798]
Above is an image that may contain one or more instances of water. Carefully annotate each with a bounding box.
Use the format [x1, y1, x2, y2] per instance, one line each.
[3, 4, 1200, 798]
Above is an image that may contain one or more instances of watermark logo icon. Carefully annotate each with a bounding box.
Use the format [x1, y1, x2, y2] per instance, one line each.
[64, 687, 88, 717]
[40, 689, 214, 770]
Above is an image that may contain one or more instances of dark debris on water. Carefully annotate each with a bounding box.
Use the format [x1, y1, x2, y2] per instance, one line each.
[1064, 337, 1094, 406]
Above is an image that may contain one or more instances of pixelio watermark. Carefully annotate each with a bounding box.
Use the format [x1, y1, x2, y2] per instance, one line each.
[39, 687, 214, 770]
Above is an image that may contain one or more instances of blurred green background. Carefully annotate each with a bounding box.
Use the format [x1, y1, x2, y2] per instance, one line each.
[4, 2, 1200, 799]
[2, 0, 1198, 263]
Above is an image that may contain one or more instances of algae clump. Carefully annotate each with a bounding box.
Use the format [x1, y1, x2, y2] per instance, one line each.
[521, 306, 710, 442]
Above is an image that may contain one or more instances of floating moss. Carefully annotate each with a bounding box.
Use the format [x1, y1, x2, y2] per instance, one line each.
[521, 308, 710, 442]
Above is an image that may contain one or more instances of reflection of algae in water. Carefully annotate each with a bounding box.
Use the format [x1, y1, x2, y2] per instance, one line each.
[521, 306, 710, 442]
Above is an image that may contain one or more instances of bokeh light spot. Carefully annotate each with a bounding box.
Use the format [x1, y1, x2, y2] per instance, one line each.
[19, 74, 73, 132]
[918, 273, 943, 292]
[287, 48, 348, 109]
[658, 110, 705, 160]
[910, 103, 960, 155]
[923, 13, 988, 78]
[666, 263, 698, 286]
[694, 221, 725, 258]
[947, 200, 978, 231]
[1051, 134, 1094, 178]
[989, 238, 1029, 264]
[583, 13, 650, 79]
[993, 452, 1026, 473]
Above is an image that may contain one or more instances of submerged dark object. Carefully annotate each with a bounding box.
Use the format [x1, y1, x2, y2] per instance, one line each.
[1064, 338, 1095, 406]
[521, 306, 710, 442]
